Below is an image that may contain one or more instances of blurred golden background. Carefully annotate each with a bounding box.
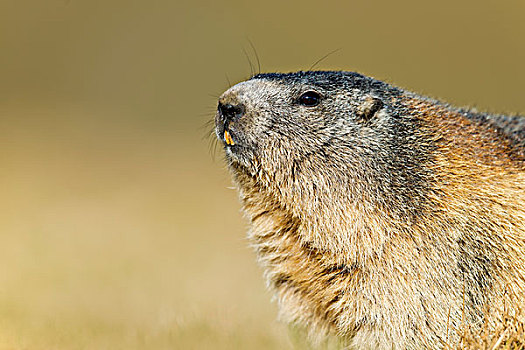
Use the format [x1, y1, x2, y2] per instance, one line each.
[0, 0, 523, 349]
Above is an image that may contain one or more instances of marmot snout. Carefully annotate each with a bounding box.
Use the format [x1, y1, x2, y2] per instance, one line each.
[215, 71, 525, 349]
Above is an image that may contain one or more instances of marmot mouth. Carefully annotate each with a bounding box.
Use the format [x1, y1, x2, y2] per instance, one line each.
[223, 129, 235, 146]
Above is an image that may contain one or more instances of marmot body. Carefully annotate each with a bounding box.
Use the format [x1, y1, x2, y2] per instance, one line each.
[214, 71, 525, 349]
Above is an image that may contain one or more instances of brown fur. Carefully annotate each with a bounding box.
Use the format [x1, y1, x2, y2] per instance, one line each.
[214, 71, 525, 349]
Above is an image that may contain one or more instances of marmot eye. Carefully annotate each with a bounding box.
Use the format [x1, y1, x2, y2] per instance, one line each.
[298, 91, 321, 107]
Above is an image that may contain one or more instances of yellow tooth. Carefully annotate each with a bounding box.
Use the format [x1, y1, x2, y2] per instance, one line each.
[224, 130, 235, 145]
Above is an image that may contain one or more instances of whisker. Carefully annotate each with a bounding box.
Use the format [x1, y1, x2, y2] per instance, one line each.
[247, 39, 261, 75]
[200, 119, 216, 133]
[242, 46, 255, 78]
[308, 48, 342, 71]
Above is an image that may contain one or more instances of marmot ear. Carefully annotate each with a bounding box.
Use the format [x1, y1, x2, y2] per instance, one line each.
[357, 96, 384, 122]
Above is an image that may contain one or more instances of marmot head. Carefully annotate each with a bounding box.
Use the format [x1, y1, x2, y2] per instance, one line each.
[215, 71, 433, 254]
[215, 71, 429, 187]
[215, 71, 400, 177]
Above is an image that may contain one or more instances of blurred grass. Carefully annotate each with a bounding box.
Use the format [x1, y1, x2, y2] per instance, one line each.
[0, 106, 297, 349]
[0, 0, 524, 349]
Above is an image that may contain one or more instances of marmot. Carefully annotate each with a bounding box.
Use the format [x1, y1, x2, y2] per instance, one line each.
[214, 71, 525, 349]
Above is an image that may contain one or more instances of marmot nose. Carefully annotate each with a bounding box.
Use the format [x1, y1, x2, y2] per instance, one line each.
[218, 102, 245, 122]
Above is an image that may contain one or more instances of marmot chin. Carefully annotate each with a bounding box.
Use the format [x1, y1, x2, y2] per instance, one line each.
[214, 71, 525, 349]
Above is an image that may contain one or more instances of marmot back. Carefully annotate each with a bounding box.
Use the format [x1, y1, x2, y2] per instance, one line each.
[214, 71, 525, 349]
